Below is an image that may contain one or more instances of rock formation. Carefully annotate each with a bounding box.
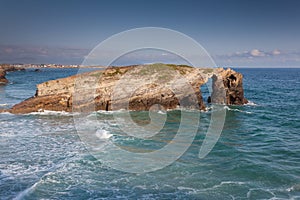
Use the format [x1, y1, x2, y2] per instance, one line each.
[0, 64, 25, 72]
[0, 64, 25, 85]
[0, 69, 8, 85]
[3, 64, 248, 114]
[211, 68, 248, 105]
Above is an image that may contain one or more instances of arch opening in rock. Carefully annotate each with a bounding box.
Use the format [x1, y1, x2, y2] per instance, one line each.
[200, 77, 212, 105]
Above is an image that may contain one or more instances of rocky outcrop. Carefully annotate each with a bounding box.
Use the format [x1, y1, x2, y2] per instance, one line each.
[211, 68, 248, 105]
[0, 64, 25, 85]
[0, 64, 25, 72]
[0, 69, 8, 85]
[4, 64, 248, 114]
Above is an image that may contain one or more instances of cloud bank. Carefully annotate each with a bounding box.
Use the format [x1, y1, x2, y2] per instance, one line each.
[0, 45, 299, 67]
[0, 45, 89, 64]
[213, 48, 300, 67]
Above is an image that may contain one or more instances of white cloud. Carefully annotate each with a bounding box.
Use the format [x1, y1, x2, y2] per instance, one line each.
[212, 48, 300, 66]
[272, 49, 281, 55]
[250, 49, 265, 57]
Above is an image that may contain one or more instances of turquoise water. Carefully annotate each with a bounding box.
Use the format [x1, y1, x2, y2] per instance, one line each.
[0, 68, 300, 199]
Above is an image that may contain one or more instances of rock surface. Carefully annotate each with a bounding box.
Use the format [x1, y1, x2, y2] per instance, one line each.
[211, 68, 248, 105]
[0, 64, 25, 72]
[4, 64, 248, 114]
[0, 64, 25, 85]
[0, 69, 8, 85]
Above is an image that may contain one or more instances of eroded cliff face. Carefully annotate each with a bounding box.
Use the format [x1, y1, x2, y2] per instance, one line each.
[6, 64, 247, 114]
[211, 68, 248, 105]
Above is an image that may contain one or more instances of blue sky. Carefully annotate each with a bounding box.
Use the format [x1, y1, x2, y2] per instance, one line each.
[0, 0, 299, 67]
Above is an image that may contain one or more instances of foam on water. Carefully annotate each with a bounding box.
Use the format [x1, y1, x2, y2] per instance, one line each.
[245, 101, 258, 106]
[224, 105, 253, 114]
[287, 184, 300, 192]
[95, 129, 113, 139]
[96, 109, 127, 114]
[26, 110, 79, 116]
[0, 111, 13, 115]
[157, 110, 167, 115]
[1, 68, 300, 199]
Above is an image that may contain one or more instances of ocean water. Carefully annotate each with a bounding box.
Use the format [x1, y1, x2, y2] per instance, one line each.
[0, 68, 300, 199]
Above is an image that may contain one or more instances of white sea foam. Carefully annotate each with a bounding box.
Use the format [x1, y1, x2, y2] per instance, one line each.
[12, 162, 66, 200]
[95, 129, 113, 139]
[96, 109, 126, 114]
[27, 110, 79, 116]
[219, 181, 246, 185]
[224, 106, 252, 114]
[212, 181, 247, 189]
[287, 184, 300, 192]
[0, 103, 9, 107]
[245, 101, 258, 106]
[0, 111, 13, 115]
[157, 110, 166, 115]
[13, 180, 41, 200]
[177, 186, 198, 194]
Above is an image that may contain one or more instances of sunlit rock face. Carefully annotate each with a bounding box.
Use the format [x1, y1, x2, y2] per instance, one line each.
[211, 68, 248, 105]
[4, 64, 247, 114]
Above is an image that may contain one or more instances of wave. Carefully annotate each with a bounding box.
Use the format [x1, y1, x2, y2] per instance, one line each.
[210, 181, 247, 190]
[287, 184, 300, 192]
[26, 110, 79, 116]
[245, 101, 258, 106]
[177, 186, 198, 194]
[96, 109, 127, 114]
[224, 106, 252, 114]
[95, 129, 113, 139]
[202, 105, 252, 114]
[177, 181, 248, 195]
[3, 106, 253, 117]
[0, 111, 13, 115]
[12, 159, 69, 200]
[157, 110, 167, 115]
[13, 179, 42, 200]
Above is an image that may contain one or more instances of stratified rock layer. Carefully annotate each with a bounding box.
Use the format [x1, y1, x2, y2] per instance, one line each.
[5, 64, 248, 114]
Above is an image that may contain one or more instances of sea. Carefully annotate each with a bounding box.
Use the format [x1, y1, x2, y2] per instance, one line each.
[0, 68, 299, 200]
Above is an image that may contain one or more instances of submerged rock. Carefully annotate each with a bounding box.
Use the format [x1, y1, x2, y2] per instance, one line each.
[5, 64, 248, 114]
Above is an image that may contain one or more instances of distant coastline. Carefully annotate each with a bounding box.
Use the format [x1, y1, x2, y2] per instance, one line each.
[0, 63, 106, 69]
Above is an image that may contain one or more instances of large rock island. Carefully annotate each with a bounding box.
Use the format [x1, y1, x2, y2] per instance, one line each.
[3, 64, 248, 114]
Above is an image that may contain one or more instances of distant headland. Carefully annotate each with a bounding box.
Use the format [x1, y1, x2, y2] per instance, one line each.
[0, 63, 104, 85]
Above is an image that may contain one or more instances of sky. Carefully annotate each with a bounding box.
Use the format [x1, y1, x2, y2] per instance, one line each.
[0, 0, 299, 67]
